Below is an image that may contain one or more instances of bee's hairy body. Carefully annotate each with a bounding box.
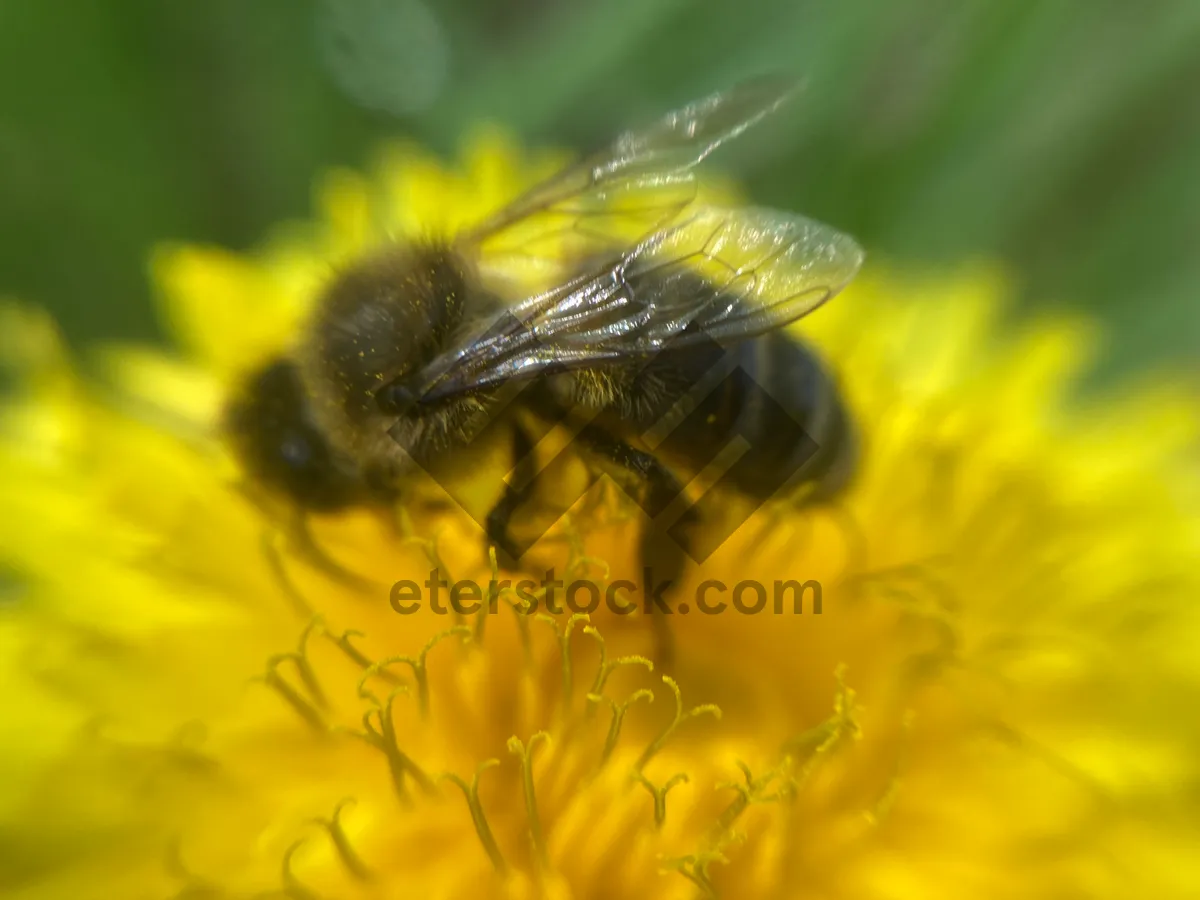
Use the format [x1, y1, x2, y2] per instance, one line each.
[223, 77, 865, 665]
[227, 240, 855, 553]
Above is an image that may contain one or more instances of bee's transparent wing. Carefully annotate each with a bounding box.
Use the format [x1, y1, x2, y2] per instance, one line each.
[403, 206, 864, 404]
[460, 76, 802, 260]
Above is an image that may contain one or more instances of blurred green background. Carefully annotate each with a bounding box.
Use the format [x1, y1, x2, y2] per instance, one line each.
[1, 0, 1197, 384]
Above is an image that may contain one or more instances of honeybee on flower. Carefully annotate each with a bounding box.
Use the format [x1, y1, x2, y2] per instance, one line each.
[1, 87, 1198, 900]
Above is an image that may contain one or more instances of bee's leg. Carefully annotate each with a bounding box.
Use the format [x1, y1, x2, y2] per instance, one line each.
[289, 510, 376, 593]
[485, 422, 538, 568]
[572, 424, 697, 670]
[261, 527, 314, 617]
[232, 479, 375, 597]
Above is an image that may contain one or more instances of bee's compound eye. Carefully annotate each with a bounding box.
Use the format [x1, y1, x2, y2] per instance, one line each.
[226, 358, 365, 512]
[280, 433, 314, 470]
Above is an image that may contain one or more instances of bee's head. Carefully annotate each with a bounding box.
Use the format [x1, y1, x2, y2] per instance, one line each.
[224, 358, 367, 511]
[301, 242, 471, 429]
[288, 241, 494, 473]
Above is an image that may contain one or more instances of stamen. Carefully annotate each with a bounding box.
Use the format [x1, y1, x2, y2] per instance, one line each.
[864, 711, 914, 827]
[662, 833, 743, 900]
[559, 512, 611, 583]
[360, 626, 471, 717]
[574, 478, 635, 527]
[589, 688, 655, 771]
[497, 581, 534, 666]
[355, 662, 404, 710]
[325, 627, 403, 686]
[508, 732, 550, 869]
[346, 687, 435, 802]
[281, 837, 321, 900]
[583, 625, 653, 717]
[424, 530, 449, 578]
[255, 617, 330, 730]
[782, 665, 861, 789]
[402, 529, 454, 611]
[440, 760, 507, 874]
[292, 618, 329, 709]
[310, 798, 373, 881]
[635, 771, 689, 827]
[395, 503, 420, 544]
[634, 676, 721, 774]
[537, 613, 589, 715]
[568, 553, 609, 582]
[256, 656, 326, 733]
[710, 760, 795, 842]
[476, 546, 503, 643]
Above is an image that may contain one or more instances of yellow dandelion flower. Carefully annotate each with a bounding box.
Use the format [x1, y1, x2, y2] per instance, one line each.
[2, 129, 1200, 900]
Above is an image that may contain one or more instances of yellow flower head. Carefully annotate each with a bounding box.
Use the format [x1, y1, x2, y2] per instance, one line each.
[2, 131, 1199, 900]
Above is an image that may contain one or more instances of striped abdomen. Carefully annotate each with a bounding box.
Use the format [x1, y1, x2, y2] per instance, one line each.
[645, 330, 856, 504]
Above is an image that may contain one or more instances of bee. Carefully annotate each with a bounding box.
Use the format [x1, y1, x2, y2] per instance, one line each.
[225, 76, 864, 600]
